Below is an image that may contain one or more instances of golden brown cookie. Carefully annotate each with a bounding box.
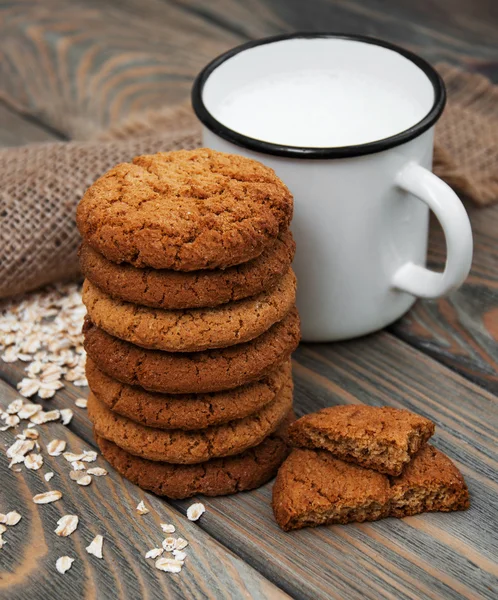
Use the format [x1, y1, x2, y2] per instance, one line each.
[272, 448, 391, 531]
[389, 445, 470, 517]
[288, 405, 435, 476]
[76, 148, 293, 271]
[95, 410, 295, 499]
[79, 230, 295, 309]
[82, 269, 296, 352]
[86, 357, 291, 430]
[87, 375, 293, 463]
[83, 307, 300, 393]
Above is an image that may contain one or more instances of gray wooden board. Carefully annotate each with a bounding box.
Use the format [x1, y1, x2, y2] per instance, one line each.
[0, 378, 289, 600]
[1, 331, 496, 599]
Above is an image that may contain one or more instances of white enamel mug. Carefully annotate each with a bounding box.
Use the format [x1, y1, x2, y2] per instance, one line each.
[192, 33, 473, 341]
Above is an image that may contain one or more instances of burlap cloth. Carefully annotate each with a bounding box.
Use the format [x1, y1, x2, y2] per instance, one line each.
[0, 64, 496, 300]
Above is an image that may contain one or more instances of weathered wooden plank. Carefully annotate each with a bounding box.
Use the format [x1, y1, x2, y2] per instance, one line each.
[0, 377, 290, 600]
[0, 102, 63, 148]
[172, 0, 498, 73]
[391, 205, 498, 395]
[0, 0, 241, 138]
[1, 330, 496, 600]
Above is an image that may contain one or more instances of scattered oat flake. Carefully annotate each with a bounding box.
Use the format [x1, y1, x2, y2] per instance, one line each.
[6, 399, 23, 414]
[187, 503, 205, 522]
[162, 537, 177, 552]
[0, 525, 6, 535]
[45, 472, 54, 482]
[86, 535, 104, 558]
[145, 547, 163, 559]
[56, 556, 74, 574]
[7, 439, 35, 458]
[75, 398, 87, 409]
[55, 515, 79, 537]
[76, 475, 92, 486]
[17, 378, 40, 398]
[31, 409, 60, 425]
[4, 511, 22, 526]
[72, 461, 86, 471]
[60, 409, 73, 425]
[173, 549, 187, 561]
[161, 523, 175, 534]
[18, 403, 42, 420]
[8, 454, 26, 469]
[136, 501, 149, 515]
[47, 439, 66, 456]
[175, 538, 188, 551]
[63, 452, 84, 462]
[25, 454, 44, 470]
[80, 450, 97, 463]
[69, 470, 85, 481]
[155, 557, 184, 573]
[33, 490, 62, 504]
[87, 467, 107, 477]
[24, 429, 39, 440]
[3, 415, 20, 428]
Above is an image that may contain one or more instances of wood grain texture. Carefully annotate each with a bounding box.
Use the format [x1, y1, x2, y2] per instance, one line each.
[1, 330, 496, 600]
[0, 102, 62, 147]
[392, 206, 498, 394]
[173, 0, 498, 75]
[0, 0, 240, 138]
[0, 377, 289, 600]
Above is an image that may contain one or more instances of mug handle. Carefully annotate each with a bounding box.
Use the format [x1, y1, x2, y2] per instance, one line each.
[391, 162, 473, 299]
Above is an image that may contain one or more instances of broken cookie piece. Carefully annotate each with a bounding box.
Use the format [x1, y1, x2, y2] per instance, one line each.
[272, 448, 391, 531]
[389, 444, 470, 517]
[288, 405, 435, 476]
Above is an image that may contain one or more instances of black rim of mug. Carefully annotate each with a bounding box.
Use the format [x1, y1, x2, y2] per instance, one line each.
[191, 32, 446, 159]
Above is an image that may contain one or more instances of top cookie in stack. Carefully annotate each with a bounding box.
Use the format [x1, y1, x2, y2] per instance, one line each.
[76, 148, 300, 499]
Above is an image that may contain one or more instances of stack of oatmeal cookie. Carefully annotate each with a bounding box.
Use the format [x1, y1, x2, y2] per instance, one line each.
[77, 148, 300, 499]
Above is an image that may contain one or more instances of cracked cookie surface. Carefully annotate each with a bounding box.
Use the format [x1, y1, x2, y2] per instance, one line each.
[273, 448, 391, 531]
[82, 269, 296, 352]
[390, 444, 470, 517]
[95, 410, 295, 499]
[79, 230, 295, 309]
[87, 375, 293, 463]
[76, 148, 293, 271]
[83, 307, 300, 393]
[86, 357, 291, 430]
[288, 405, 435, 476]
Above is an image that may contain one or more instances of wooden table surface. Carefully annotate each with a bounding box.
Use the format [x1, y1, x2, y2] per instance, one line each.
[0, 1, 497, 599]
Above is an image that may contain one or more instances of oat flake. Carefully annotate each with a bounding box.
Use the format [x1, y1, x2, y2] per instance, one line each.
[155, 557, 184, 573]
[55, 515, 79, 537]
[47, 439, 66, 456]
[86, 535, 104, 558]
[160, 523, 175, 534]
[136, 501, 149, 515]
[44, 472, 54, 482]
[186, 502, 205, 522]
[75, 398, 87, 409]
[33, 490, 62, 504]
[76, 474, 92, 486]
[162, 537, 177, 552]
[87, 467, 107, 476]
[175, 538, 188, 551]
[145, 548, 164, 559]
[25, 453, 44, 470]
[173, 549, 187, 561]
[56, 556, 74, 574]
[4, 511, 22, 526]
[60, 409, 73, 425]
